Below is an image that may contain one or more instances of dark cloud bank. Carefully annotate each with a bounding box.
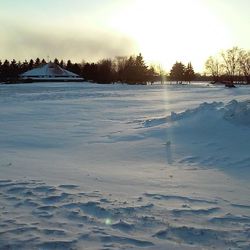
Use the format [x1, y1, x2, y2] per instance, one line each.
[1, 25, 137, 62]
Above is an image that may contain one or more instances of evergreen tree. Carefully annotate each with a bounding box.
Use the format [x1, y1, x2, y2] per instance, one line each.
[97, 59, 114, 83]
[184, 62, 195, 82]
[82, 63, 98, 81]
[170, 62, 185, 83]
[71, 63, 81, 75]
[147, 66, 158, 83]
[10, 59, 19, 78]
[59, 60, 65, 68]
[34, 58, 41, 67]
[28, 59, 34, 70]
[0, 60, 3, 80]
[54, 58, 59, 65]
[134, 53, 148, 84]
[123, 56, 136, 83]
[21, 60, 29, 73]
[2, 60, 10, 78]
[66, 60, 73, 71]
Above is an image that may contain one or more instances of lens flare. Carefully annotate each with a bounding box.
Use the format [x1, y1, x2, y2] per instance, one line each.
[105, 218, 112, 225]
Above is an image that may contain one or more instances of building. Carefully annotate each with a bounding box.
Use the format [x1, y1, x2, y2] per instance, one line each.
[20, 63, 84, 82]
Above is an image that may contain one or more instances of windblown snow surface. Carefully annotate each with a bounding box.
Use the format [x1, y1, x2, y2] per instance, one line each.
[0, 82, 250, 249]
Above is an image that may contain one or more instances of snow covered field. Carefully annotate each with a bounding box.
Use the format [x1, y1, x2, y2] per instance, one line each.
[0, 82, 250, 249]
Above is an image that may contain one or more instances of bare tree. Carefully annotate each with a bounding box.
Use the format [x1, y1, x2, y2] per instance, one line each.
[114, 56, 127, 82]
[153, 64, 166, 84]
[205, 56, 222, 82]
[239, 50, 250, 84]
[221, 47, 242, 83]
[205, 47, 250, 84]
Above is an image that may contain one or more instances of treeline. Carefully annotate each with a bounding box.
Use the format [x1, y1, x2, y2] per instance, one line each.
[0, 58, 47, 81]
[0, 54, 160, 84]
[1, 47, 249, 84]
[205, 47, 250, 84]
[0, 54, 204, 84]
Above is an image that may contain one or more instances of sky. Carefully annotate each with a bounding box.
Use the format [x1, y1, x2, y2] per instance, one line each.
[0, 0, 249, 72]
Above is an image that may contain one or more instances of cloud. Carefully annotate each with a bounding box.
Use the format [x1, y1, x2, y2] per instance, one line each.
[0, 23, 138, 62]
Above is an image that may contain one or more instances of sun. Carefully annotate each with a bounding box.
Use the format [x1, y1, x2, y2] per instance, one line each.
[110, 0, 232, 72]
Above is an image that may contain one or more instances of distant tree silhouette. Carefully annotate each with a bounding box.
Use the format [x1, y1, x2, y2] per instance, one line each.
[59, 60, 65, 68]
[41, 59, 46, 64]
[221, 47, 241, 83]
[66, 60, 73, 71]
[54, 58, 59, 65]
[205, 47, 250, 84]
[170, 62, 185, 83]
[115, 56, 127, 82]
[82, 63, 98, 82]
[147, 66, 158, 83]
[71, 63, 81, 75]
[21, 60, 29, 73]
[0, 60, 2, 78]
[114, 54, 154, 84]
[123, 56, 136, 83]
[10, 59, 19, 78]
[134, 53, 148, 84]
[239, 50, 250, 84]
[0, 53, 159, 84]
[184, 62, 195, 82]
[34, 58, 41, 67]
[28, 59, 34, 70]
[153, 64, 166, 84]
[2, 60, 10, 79]
[205, 56, 222, 83]
[96, 59, 114, 83]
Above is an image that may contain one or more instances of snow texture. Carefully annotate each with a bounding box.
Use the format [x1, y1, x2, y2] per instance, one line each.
[0, 82, 250, 249]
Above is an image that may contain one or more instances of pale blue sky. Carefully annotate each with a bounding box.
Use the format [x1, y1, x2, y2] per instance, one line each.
[0, 0, 249, 72]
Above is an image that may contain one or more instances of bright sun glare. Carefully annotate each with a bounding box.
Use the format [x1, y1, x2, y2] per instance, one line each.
[111, 0, 232, 72]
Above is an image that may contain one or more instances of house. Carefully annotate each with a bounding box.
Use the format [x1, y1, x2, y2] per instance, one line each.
[20, 62, 84, 82]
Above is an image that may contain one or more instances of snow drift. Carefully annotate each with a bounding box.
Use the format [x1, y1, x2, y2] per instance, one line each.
[139, 100, 250, 177]
[0, 83, 250, 249]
